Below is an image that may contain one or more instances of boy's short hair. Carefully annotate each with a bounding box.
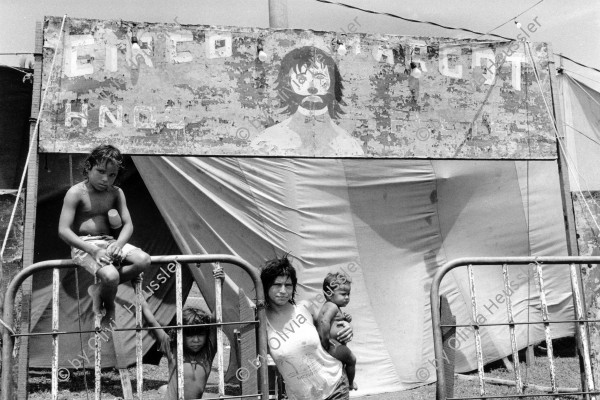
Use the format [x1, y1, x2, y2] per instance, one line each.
[323, 272, 351, 295]
[260, 254, 297, 306]
[82, 144, 123, 176]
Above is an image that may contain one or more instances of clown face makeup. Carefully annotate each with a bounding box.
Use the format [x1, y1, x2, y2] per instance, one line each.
[288, 59, 332, 112]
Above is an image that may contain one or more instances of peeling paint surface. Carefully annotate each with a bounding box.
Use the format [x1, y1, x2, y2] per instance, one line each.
[40, 16, 556, 158]
[572, 192, 600, 384]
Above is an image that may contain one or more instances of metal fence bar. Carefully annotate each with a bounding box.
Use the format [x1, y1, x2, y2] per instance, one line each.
[467, 265, 486, 396]
[430, 256, 600, 400]
[175, 261, 184, 400]
[135, 279, 144, 399]
[1, 256, 270, 400]
[569, 263, 597, 400]
[51, 268, 59, 400]
[502, 264, 523, 394]
[214, 262, 225, 396]
[94, 276, 101, 400]
[534, 262, 558, 395]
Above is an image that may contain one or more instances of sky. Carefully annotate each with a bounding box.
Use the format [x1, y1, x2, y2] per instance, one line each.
[1, 0, 599, 90]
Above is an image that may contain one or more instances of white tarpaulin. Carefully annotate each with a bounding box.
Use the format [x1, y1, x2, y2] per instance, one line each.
[134, 157, 574, 395]
[562, 74, 600, 191]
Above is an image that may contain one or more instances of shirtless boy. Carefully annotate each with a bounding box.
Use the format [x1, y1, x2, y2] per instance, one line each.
[58, 145, 150, 327]
[318, 272, 358, 390]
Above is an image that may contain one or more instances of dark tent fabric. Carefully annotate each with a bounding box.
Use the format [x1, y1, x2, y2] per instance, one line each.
[133, 157, 574, 394]
[0, 65, 32, 188]
[30, 155, 193, 368]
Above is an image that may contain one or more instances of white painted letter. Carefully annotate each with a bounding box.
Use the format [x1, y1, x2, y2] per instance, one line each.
[167, 31, 194, 63]
[506, 53, 528, 91]
[64, 35, 95, 78]
[472, 49, 496, 85]
[99, 105, 123, 128]
[133, 106, 156, 129]
[65, 102, 88, 128]
[439, 47, 463, 79]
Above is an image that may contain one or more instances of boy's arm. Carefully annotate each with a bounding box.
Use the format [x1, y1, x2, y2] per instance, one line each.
[107, 188, 133, 258]
[208, 265, 225, 355]
[141, 300, 172, 358]
[317, 303, 338, 351]
[58, 187, 109, 264]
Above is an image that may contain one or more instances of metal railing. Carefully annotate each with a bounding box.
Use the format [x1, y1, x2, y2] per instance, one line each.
[1, 254, 269, 400]
[430, 256, 600, 400]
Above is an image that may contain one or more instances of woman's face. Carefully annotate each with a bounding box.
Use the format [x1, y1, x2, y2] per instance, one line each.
[268, 275, 294, 306]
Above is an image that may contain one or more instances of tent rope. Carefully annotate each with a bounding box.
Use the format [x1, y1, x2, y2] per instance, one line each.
[0, 14, 67, 264]
[525, 42, 600, 235]
[566, 74, 600, 107]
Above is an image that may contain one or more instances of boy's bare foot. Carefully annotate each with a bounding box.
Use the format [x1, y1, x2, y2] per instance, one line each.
[87, 284, 104, 317]
[350, 382, 358, 391]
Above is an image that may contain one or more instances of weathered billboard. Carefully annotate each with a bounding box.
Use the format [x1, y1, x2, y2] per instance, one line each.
[40, 16, 556, 158]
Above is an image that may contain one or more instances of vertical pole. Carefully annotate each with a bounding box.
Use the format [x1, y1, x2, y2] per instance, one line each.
[51, 268, 60, 400]
[94, 275, 102, 400]
[570, 263, 597, 400]
[502, 264, 523, 393]
[136, 280, 144, 398]
[16, 20, 44, 400]
[175, 261, 184, 400]
[535, 263, 558, 395]
[268, 0, 288, 29]
[467, 265, 486, 396]
[547, 48, 592, 396]
[214, 262, 225, 396]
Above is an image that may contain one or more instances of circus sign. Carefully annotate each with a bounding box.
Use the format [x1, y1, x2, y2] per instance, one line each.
[40, 16, 556, 158]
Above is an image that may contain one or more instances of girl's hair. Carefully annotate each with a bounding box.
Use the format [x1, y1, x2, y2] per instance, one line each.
[82, 144, 124, 177]
[168, 307, 212, 343]
[260, 254, 297, 306]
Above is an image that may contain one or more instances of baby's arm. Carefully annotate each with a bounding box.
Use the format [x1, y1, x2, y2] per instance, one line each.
[107, 188, 133, 259]
[317, 302, 339, 351]
[58, 187, 111, 265]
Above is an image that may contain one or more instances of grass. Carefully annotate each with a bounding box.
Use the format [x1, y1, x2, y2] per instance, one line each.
[27, 338, 586, 400]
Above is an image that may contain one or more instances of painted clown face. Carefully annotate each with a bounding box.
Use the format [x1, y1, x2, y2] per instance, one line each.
[288, 59, 332, 112]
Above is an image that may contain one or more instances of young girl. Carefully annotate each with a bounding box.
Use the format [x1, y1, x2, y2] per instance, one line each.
[141, 267, 223, 399]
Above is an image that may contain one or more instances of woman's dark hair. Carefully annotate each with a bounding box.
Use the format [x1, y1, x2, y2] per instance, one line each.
[82, 144, 124, 177]
[168, 307, 212, 343]
[260, 255, 297, 306]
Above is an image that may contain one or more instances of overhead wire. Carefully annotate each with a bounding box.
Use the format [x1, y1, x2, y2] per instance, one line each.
[314, 0, 513, 40]
[558, 54, 600, 75]
[314, 0, 600, 84]
[473, 0, 544, 39]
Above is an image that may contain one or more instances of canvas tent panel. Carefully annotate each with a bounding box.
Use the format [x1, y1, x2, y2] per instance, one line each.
[562, 75, 600, 191]
[133, 157, 573, 394]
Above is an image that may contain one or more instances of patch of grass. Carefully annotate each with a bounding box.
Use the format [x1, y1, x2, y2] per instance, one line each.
[29, 339, 587, 399]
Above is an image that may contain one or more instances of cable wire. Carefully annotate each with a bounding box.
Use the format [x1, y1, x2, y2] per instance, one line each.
[474, 0, 544, 39]
[314, 0, 513, 40]
[557, 54, 600, 75]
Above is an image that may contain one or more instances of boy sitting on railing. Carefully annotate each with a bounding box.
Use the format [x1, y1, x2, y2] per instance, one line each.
[58, 144, 151, 328]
